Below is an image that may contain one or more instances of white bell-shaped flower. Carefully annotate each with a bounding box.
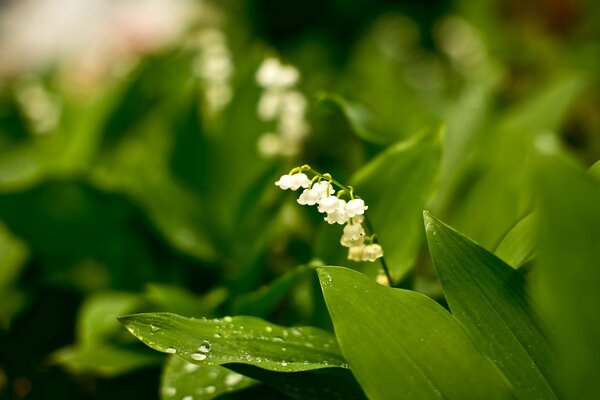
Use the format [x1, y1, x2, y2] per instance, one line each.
[362, 243, 384, 262]
[275, 174, 294, 190]
[317, 195, 339, 214]
[347, 245, 365, 261]
[297, 188, 320, 205]
[343, 222, 365, 241]
[275, 172, 309, 191]
[289, 173, 310, 190]
[324, 199, 348, 225]
[340, 234, 364, 248]
[346, 199, 368, 218]
[311, 181, 334, 198]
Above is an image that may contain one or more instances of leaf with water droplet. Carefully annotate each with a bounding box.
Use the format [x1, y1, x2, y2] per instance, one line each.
[119, 313, 347, 372]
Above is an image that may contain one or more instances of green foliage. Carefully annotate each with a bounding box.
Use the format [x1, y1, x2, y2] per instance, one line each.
[317, 266, 511, 400]
[424, 212, 558, 399]
[1, 1, 599, 399]
[534, 149, 600, 398]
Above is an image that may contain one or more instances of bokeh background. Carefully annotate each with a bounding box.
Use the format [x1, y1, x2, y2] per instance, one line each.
[0, 0, 599, 398]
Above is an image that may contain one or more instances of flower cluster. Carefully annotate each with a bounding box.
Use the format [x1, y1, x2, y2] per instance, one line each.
[275, 167, 384, 263]
[255, 57, 309, 158]
[191, 27, 234, 115]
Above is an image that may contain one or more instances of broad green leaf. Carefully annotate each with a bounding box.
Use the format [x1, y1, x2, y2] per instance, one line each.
[161, 356, 257, 400]
[494, 213, 536, 269]
[534, 150, 600, 398]
[424, 212, 558, 400]
[352, 127, 441, 280]
[119, 313, 346, 372]
[318, 266, 511, 400]
[52, 344, 162, 377]
[316, 92, 391, 144]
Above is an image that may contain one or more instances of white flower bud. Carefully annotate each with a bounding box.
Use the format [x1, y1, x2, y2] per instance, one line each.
[346, 199, 368, 218]
[297, 188, 320, 205]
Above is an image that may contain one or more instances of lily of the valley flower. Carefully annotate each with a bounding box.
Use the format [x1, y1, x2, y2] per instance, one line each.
[275, 166, 384, 264]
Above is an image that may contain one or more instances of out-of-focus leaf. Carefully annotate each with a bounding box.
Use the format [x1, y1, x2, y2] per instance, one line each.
[232, 263, 315, 317]
[0, 221, 28, 287]
[161, 356, 257, 400]
[448, 76, 582, 248]
[318, 266, 512, 400]
[352, 127, 441, 280]
[494, 213, 536, 269]
[316, 92, 391, 144]
[119, 313, 346, 372]
[424, 212, 558, 399]
[534, 149, 600, 398]
[146, 284, 228, 318]
[90, 117, 216, 262]
[77, 291, 142, 345]
[52, 344, 162, 377]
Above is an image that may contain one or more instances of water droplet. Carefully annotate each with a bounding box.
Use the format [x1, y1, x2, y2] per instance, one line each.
[198, 340, 211, 353]
[224, 373, 244, 386]
[282, 329, 289, 337]
[272, 336, 284, 342]
[223, 316, 232, 323]
[265, 326, 273, 333]
[281, 361, 288, 367]
[164, 386, 176, 396]
[150, 324, 159, 332]
[213, 333, 222, 338]
[281, 347, 287, 351]
[204, 385, 216, 394]
[182, 396, 193, 400]
[165, 347, 177, 354]
[191, 352, 207, 361]
[291, 328, 302, 336]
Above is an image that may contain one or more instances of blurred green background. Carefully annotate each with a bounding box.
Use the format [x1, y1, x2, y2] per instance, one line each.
[0, 0, 599, 398]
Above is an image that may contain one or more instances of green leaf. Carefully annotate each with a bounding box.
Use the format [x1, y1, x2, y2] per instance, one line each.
[0, 220, 28, 287]
[353, 127, 441, 280]
[494, 213, 536, 269]
[317, 266, 511, 400]
[161, 356, 257, 400]
[423, 212, 558, 400]
[119, 313, 346, 372]
[316, 92, 391, 144]
[534, 150, 600, 398]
